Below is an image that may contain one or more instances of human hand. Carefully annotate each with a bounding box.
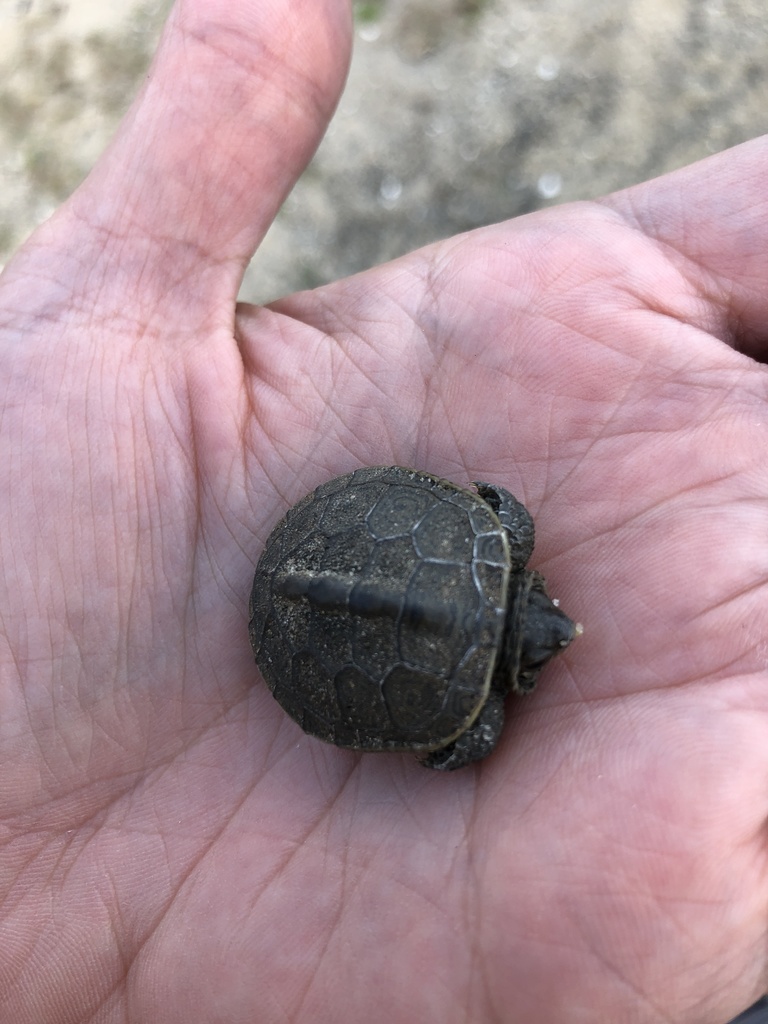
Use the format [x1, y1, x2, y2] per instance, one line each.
[0, 1, 765, 1021]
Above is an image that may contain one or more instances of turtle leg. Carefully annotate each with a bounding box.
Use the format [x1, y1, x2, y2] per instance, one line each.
[419, 690, 505, 771]
[474, 482, 535, 569]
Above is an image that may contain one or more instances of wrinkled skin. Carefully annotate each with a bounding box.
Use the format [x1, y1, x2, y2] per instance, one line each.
[0, 2, 766, 1022]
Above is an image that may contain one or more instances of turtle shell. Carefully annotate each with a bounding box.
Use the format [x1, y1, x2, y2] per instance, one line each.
[248, 466, 512, 753]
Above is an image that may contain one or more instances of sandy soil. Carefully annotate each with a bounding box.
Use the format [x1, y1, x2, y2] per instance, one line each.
[2, 0, 768, 304]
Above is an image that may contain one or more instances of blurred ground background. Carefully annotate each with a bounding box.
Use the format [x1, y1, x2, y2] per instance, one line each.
[2, 0, 768, 305]
[0, 1, 766, 1019]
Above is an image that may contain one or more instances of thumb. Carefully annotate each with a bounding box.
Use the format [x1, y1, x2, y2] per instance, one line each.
[7, 0, 352, 316]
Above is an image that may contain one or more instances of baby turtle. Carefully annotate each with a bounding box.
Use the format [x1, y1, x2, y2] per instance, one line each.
[249, 466, 579, 771]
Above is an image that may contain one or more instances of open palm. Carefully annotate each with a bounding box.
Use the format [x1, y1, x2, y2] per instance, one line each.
[1, 3, 766, 1022]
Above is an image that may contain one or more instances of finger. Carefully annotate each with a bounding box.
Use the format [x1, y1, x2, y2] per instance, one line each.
[601, 134, 768, 360]
[11, 0, 351, 313]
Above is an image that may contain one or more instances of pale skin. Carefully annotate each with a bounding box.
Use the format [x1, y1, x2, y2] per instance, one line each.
[0, 0, 766, 1021]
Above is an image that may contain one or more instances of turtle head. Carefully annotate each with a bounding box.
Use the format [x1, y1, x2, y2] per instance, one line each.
[508, 572, 580, 693]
